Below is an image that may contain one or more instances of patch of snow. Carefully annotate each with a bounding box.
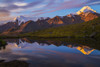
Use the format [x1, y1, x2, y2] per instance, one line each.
[14, 16, 38, 25]
[67, 13, 76, 18]
[76, 6, 96, 15]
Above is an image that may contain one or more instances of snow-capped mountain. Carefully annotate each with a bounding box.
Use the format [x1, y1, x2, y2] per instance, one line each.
[14, 16, 38, 25]
[14, 16, 49, 25]
[0, 6, 99, 33]
[76, 6, 96, 15]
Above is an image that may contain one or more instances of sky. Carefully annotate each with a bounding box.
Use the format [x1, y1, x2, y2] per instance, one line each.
[0, 0, 100, 23]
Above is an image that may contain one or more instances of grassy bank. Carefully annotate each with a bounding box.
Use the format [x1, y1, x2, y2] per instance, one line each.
[0, 39, 7, 50]
[0, 39, 7, 45]
[28, 37, 100, 50]
[22, 17, 100, 38]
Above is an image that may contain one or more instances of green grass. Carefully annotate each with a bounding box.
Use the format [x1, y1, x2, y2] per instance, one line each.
[0, 39, 6, 45]
[0, 39, 7, 50]
[22, 17, 100, 38]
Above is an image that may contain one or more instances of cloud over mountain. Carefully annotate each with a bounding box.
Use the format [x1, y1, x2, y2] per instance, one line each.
[0, 0, 100, 23]
[0, 9, 10, 17]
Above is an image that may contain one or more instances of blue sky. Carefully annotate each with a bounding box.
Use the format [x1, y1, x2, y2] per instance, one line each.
[39, 5, 100, 17]
[0, 0, 100, 22]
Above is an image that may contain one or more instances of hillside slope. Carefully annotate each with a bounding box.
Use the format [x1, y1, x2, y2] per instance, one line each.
[0, 6, 99, 34]
[23, 17, 100, 38]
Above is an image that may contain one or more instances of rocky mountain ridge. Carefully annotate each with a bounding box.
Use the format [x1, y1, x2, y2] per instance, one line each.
[0, 6, 100, 35]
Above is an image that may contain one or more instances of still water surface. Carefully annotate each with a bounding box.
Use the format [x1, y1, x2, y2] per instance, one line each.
[0, 38, 100, 67]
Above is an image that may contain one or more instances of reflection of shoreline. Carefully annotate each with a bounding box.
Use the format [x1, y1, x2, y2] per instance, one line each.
[0, 38, 100, 67]
[3, 38, 96, 55]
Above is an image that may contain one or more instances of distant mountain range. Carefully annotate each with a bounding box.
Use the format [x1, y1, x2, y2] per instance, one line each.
[0, 6, 100, 35]
[14, 16, 37, 25]
[13, 16, 48, 25]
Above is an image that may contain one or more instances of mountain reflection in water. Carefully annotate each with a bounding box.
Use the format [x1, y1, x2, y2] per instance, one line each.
[0, 38, 100, 67]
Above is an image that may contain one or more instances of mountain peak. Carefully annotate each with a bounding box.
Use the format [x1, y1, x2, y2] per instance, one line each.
[14, 15, 27, 25]
[14, 16, 25, 21]
[76, 6, 96, 15]
[17, 15, 25, 18]
[14, 16, 39, 25]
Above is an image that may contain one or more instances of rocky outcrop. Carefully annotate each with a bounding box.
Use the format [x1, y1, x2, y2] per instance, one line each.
[48, 16, 64, 24]
[0, 22, 18, 33]
[79, 12, 99, 22]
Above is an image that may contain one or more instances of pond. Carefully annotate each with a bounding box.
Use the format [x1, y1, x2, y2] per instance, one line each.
[0, 38, 100, 67]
